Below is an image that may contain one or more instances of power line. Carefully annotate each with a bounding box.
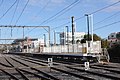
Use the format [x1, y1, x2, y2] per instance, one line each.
[25, 0, 80, 35]
[10, 0, 19, 25]
[25, 0, 51, 35]
[43, 0, 82, 24]
[51, 0, 120, 31]
[15, 0, 29, 25]
[94, 20, 120, 31]
[51, 16, 85, 31]
[75, 0, 120, 21]
[10, 0, 19, 37]
[39, 0, 80, 25]
[26, 0, 50, 25]
[94, 10, 120, 26]
[89, 0, 120, 15]
[0, 0, 18, 20]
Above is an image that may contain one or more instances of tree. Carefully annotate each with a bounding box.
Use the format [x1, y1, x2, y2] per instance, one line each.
[81, 34, 101, 44]
[108, 43, 120, 63]
[93, 34, 101, 41]
[101, 39, 109, 48]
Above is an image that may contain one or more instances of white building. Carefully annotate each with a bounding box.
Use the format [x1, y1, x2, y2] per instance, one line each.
[60, 32, 86, 45]
[12, 37, 44, 53]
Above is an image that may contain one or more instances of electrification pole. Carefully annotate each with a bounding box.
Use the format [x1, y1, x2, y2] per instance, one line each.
[66, 26, 69, 53]
[54, 30, 56, 46]
[44, 34, 46, 47]
[72, 16, 75, 53]
[72, 16, 75, 44]
[85, 14, 90, 41]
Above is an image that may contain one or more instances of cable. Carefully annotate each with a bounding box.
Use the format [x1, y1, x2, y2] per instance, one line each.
[0, 0, 18, 20]
[89, 0, 120, 15]
[15, 0, 29, 25]
[39, 0, 80, 25]
[25, 0, 51, 35]
[94, 10, 120, 26]
[25, 0, 80, 36]
[75, 0, 120, 21]
[43, 0, 82, 24]
[10, 0, 19, 37]
[10, 0, 19, 25]
[51, 16, 85, 31]
[94, 20, 120, 31]
[51, 0, 120, 31]
[26, 0, 49, 25]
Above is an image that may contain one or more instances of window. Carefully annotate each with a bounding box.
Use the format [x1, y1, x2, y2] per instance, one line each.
[111, 35, 114, 38]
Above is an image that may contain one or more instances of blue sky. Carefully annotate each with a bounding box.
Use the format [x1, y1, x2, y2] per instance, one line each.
[0, 0, 120, 44]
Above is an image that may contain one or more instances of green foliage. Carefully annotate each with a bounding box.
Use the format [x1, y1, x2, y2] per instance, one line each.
[93, 34, 101, 41]
[80, 39, 86, 43]
[81, 34, 101, 44]
[101, 39, 109, 48]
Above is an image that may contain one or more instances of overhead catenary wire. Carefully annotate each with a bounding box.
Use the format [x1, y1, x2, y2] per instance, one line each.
[89, 0, 120, 15]
[15, 0, 29, 25]
[51, 0, 120, 31]
[25, 0, 51, 35]
[94, 20, 120, 31]
[10, 0, 19, 37]
[0, 0, 18, 44]
[10, 0, 19, 25]
[25, 0, 80, 36]
[94, 10, 120, 26]
[42, 0, 82, 24]
[39, 0, 80, 25]
[0, 0, 18, 20]
[28, 0, 51, 24]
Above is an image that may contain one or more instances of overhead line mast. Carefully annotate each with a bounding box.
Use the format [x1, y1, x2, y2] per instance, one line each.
[0, 25, 51, 47]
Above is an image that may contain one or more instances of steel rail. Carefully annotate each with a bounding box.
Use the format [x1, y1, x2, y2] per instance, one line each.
[67, 66, 120, 80]
[12, 56, 95, 80]
[18, 68, 50, 80]
[11, 57, 59, 80]
[16, 68, 29, 80]
[0, 61, 12, 67]
[51, 67, 95, 80]
[0, 69, 19, 80]
[91, 66, 120, 74]
[31, 67, 60, 80]
[13, 56, 46, 66]
[4, 57, 29, 80]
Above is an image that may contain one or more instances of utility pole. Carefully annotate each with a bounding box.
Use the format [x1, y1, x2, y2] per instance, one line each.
[72, 16, 75, 44]
[85, 14, 90, 41]
[48, 26, 50, 47]
[22, 26, 24, 52]
[85, 14, 91, 54]
[90, 14, 94, 42]
[66, 26, 69, 53]
[0, 29, 1, 39]
[44, 34, 46, 47]
[72, 16, 75, 53]
[54, 30, 56, 46]
[66, 26, 69, 45]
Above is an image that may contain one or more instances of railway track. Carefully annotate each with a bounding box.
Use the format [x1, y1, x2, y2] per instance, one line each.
[0, 54, 120, 80]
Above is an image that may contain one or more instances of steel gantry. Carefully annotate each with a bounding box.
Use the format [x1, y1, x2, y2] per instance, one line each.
[0, 25, 50, 46]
